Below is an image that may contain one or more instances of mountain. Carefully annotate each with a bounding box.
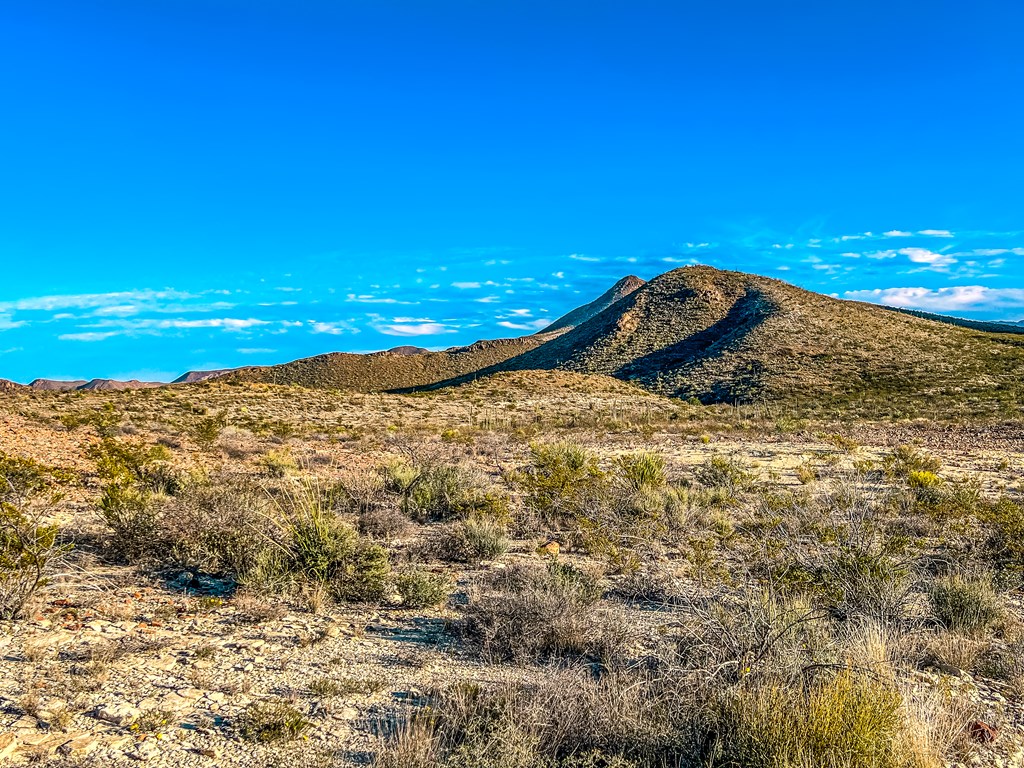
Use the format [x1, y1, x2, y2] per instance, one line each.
[227, 336, 552, 391]
[541, 275, 645, 334]
[77, 379, 163, 391]
[370, 346, 429, 356]
[0, 379, 25, 392]
[173, 370, 233, 384]
[221, 266, 1024, 406]
[30, 379, 89, 391]
[421, 266, 1024, 406]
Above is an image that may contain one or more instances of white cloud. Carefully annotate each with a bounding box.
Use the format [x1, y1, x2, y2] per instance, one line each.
[345, 293, 417, 305]
[451, 282, 481, 289]
[59, 331, 121, 342]
[237, 348, 277, 354]
[0, 314, 25, 331]
[0, 289, 197, 313]
[310, 321, 357, 335]
[568, 253, 600, 262]
[497, 318, 552, 331]
[843, 286, 1024, 313]
[918, 229, 954, 237]
[899, 247, 957, 271]
[883, 230, 913, 237]
[375, 322, 458, 337]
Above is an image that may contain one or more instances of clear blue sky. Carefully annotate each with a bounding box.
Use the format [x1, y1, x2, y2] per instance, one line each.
[2, 1, 1022, 382]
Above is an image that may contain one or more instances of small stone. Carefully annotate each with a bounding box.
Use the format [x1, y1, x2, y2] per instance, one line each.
[969, 720, 999, 743]
[94, 702, 140, 727]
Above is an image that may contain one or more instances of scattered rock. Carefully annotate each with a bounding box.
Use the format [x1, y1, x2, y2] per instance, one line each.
[969, 720, 999, 743]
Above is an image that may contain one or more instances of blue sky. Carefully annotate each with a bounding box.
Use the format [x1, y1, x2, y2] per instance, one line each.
[1, 1, 1022, 382]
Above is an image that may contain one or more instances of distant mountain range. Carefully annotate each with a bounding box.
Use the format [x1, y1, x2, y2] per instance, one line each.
[3, 267, 1023, 405]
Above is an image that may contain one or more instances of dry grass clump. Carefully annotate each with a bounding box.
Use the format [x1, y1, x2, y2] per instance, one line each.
[461, 561, 622, 663]
[927, 572, 1004, 636]
[434, 517, 510, 563]
[383, 459, 508, 523]
[377, 623, 960, 768]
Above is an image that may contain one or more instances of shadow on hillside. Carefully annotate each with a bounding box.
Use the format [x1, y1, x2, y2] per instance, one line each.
[616, 287, 775, 402]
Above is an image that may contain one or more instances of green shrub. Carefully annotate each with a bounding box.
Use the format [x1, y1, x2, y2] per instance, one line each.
[709, 671, 913, 768]
[928, 573, 1003, 635]
[260, 448, 297, 478]
[695, 455, 756, 491]
[515, 442, 607, 524]
[980, 497, 1024, 582]
[0, 455, 72, 620]
[437, 517, 510, 563]
[884, 445, 941, 480]
[0, 500, 69, 620]
[385, 461, 506, 523]
[237, 701, 310, 742]
[615, 452, 666, 492]
[394, 568, 451, 609]
[263, 485, 391, 603]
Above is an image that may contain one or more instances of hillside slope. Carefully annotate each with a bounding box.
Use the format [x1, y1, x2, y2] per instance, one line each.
[426, 266, 1024, 408]
[227, 336, 552, 391]
[542, 275, 645, 334]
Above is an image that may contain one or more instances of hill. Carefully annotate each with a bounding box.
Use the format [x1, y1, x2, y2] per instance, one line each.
[30, 379, 88, 391]
[227, 336, 552, 391]
[422, 266, 1024, 410]
[541, 275, 645, 334]
[77, 379, 163, 391]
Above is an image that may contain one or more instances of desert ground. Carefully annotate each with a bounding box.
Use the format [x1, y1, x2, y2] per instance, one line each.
[1, 372, 1023, 767]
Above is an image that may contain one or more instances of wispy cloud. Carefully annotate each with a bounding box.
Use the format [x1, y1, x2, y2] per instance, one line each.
[844, 286, 1024, 313]
[374, 322, 458, 337]
[0, 289, 199, 313]
[309, 320, 358, 335]
[497, 318, 552, 331]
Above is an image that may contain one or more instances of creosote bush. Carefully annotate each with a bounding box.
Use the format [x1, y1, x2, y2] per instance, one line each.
[384, 460, 507, 523]
[462, 561, 618, 663]
[0, 454, 72, 620]
[394, 568, 451, 609]
[928, 573, 1003, 636]
[261, 482, 391, 603]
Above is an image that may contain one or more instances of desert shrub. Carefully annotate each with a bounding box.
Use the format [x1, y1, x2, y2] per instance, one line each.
[394, 568, 451, 609]
[772, 479, 915, 623]
[90, 437, 184, 561]
[359, 506, 412, 539]
[695, 455, 756, 491]
[237, 701, 310, 742]
[707, 671, 916, 768]
[979, 497, 1024, 583]
[163, 479, 273, 577]
[436, 517, 510, 563]
[376, 663, 947, 768]
[928, 573, 1003, 635]
[260, 448, 296, 478]
[97, 483, 158, 561]
[884, 445, 941, 480]
[676, 588, 828, 684]
[0, 489, 70, 620]
[462, 561, 617, 663]
[615, 452, 667, 492]
[376, 671, 661, 768]
[513, 442, 607, 526]
[385, 461, 506, 523]
[262, 485, 391, 603]
[191, 412, 226, 449]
